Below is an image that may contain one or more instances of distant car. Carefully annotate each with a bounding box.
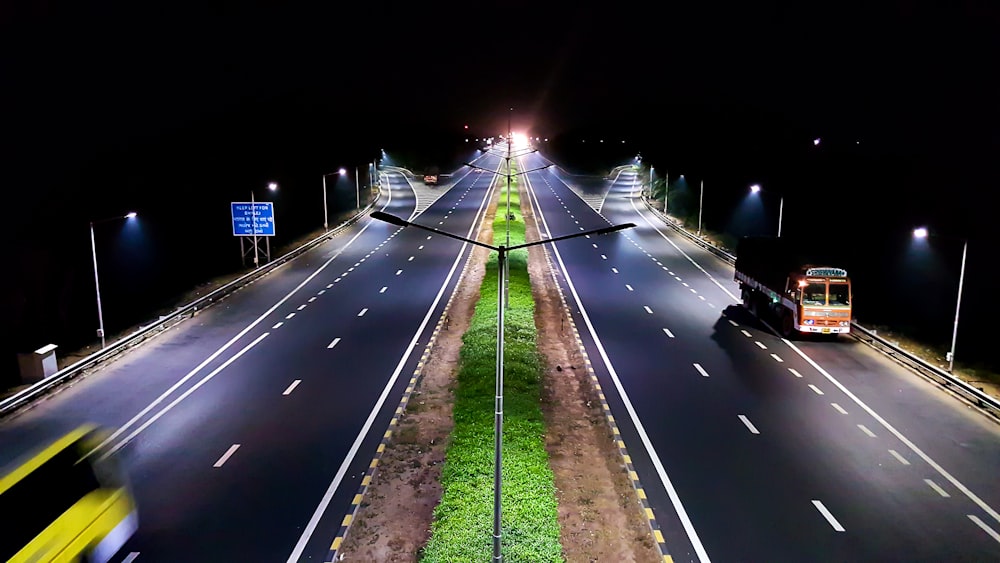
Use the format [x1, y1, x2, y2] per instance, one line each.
[423, 174, 438, 185]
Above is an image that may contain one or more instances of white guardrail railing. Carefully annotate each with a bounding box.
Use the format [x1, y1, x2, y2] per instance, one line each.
[638, 195, 1000, 417]
[0, 190, 381, 418]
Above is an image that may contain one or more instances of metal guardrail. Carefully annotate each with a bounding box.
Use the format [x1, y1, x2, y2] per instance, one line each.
[639, 195, 1000, 416]
[0, 191, 382, 418]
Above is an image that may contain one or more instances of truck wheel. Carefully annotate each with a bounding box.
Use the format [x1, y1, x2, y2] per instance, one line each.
[780, 313, 795, 339]
[741, 288, 751, 309]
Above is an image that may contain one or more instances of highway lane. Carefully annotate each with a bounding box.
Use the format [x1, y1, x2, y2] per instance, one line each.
[523, 155, 1000, 561]
[0, 154, 503, 562]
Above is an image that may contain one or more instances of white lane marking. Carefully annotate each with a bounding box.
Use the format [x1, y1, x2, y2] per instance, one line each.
[707, 303, 716, 308]
[427, 235, 432, 240]
[601, 254, 607, 260]
[353, 262, 360, 267]
[592, 243, 598, 248]
[419, 245, 424, 250]
[308, 297, 317, 302]
[831, 403, 848, 415]
[297, 304, 307, 311]
[858, 424, 877, 438]
[728, 319, 739, 327]
[327, 338, 341, 349]
[214, 444, 241, 468]
[644, 306, 653, 314]
[812, 500, 845, 532]
[889, 449, 910, 465]
[318, 290, 326, 295]
[770, 354, 783, 363]
[682, 282, 689, 287]
[335, 277, 342, 282]
[288, 161, 498, 563]
[740, 329, 753, 338]
[408, 256, 414, 261]
[358, 308, 368, 317]
[786, 342, 1000, 525]
[347, 267, 354, 272]
[925, 479, 951, 498]
[525, 173, 711, 563]
[663, 328, 675, 338]
[698, 295, 706, 301]
[272, 322, 283, 329]
[612, 267, 619, 273]
[285, 313, 296, 320]
[690, 288, 698, 294]
[396, 269, 402, 275]
[662, 266, 669, 271]
[380, 286, 388, 294]
[755, 341, 767, 350]
[738, 415, 760, 434]
[626, 284, 634, 291]
[693, 363, 710, 378]
[788, 368, 803, 378]
[326, 283, 334, 289]
[675, 276, 682, 282]
[809, 384, 825, 395]
[122, 553, 140, 563]
[283, 380, 301, 395]
[968, 515, 1000, 544]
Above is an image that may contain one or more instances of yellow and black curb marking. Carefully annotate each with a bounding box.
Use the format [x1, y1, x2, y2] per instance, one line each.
[540, 244, 674, 563]
[326, 233, 480, 563]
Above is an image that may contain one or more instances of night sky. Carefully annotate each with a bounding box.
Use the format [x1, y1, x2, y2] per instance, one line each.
[3, 2, 998, 385]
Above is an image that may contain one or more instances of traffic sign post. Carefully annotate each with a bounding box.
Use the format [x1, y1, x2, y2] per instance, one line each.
[232, 201, 275, 266]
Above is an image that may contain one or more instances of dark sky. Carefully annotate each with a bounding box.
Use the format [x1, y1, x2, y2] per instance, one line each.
[2, 2, 999, 380]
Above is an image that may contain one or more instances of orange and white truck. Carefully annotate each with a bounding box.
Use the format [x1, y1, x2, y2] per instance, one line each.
[735, 236, 852, 337]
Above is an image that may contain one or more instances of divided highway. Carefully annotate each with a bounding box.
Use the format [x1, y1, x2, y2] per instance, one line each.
[522, 153, 1000, 562]
[1, 153, 502, 562]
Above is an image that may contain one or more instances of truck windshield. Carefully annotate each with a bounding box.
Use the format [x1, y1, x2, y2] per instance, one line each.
[829, 283, 850, 306]
[802, 283, 827, 306]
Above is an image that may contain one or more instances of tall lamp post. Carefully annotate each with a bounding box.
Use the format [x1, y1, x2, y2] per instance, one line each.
[371, 211, 634, 562]
[912, 227, 968, 373]
[749, 183, 784, 237]
[697, 180, 704, 237]
[322, 168, 347, 231]
[250, 182, 278, 267]
[89, 211, 138, 348]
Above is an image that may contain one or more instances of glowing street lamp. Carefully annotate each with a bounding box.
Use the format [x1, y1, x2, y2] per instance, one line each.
[322, 168, 347, 231]
[749, 184, 784, 237]
[912, 227, 968, 373]
[89, 211, 138, 348]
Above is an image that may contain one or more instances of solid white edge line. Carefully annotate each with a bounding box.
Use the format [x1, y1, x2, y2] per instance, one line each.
[785, 340, 1000, 526]
[102, 333, 269, 458]
[812, 500, 845, 532]
[738, 415, 760, 434]
[122, 553, 140, 563]
[213, 444, 241, 467]
[968, 515, 1000, 544]
[286, 165, 498, 562]
[524, 170, 712, 562]
[283, 380, 301, 395]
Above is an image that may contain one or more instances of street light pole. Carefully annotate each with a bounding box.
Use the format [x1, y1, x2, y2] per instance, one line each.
[778, 195, 784, 238]
[698, 180, 704, 236]
[949, 239, 968, 373]
[370, 211, 634, 562]
[356, 166, 360, 209]
[89, 212, 137, 348]
[323, 169, 347, 231]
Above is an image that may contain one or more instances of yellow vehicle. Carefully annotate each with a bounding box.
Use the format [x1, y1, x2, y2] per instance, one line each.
[1, 424, 138, 562]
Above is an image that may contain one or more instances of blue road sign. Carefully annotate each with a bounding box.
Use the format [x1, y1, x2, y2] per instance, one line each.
[231, 202, 275, 236]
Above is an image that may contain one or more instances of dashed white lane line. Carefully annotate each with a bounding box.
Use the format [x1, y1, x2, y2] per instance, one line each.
[788, 368, 803, 378]
[396, 270, 402, 275]
[809, 384, 825, 395]
[968, 515, 1000, 544]
[326, 283, 334, 289]
[740, 329, 752, 338]
[831, 403, 848, 415]
[283, 380, 301, 395]
[644, 306, 653, 314]
[213, 444, 241, 468]
[693, 363, 710, 377]
[592, 243, 598, 248]
[858, 424, 877, 438]
[925, 479, 951, 498]
[408, 256, 414, 261]
[682, 282, 690, 287]
[358, 308, 368, 317]
[755, 341, 767, 350]
[122, 553, 140, 563]
[689, 288, 697, 294]
[770, 354, 783, 363]
[328, 338, 341, 349]
[335, 277, 342, 283]
[418, 245, 424, 250]
[318, 290, 326, 295]
[601, 254, 608, 260]
[738, 415, 760, 434]
[889, 449, 911, 465]
[698, 295, 706, 301]
[626, 284, 634, 291]
[297, 304, 307, 311]
[674, 276, 682, 282]
[285, 313, 296, 320]
[812, 500, 845, 532]
[728, 319, 739, 327]
[308, 297, 317, 303]
[612, 267, 619, 274]
[663, 328, 675, 338]
[380, 286, 387, 294]
[272, 322, 283, 329]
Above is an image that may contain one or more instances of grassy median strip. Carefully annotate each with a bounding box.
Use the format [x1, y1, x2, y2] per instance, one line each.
[421, 167, 563, 561]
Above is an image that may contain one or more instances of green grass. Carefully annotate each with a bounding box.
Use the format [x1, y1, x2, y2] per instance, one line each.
[421, 166, 563, 562]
